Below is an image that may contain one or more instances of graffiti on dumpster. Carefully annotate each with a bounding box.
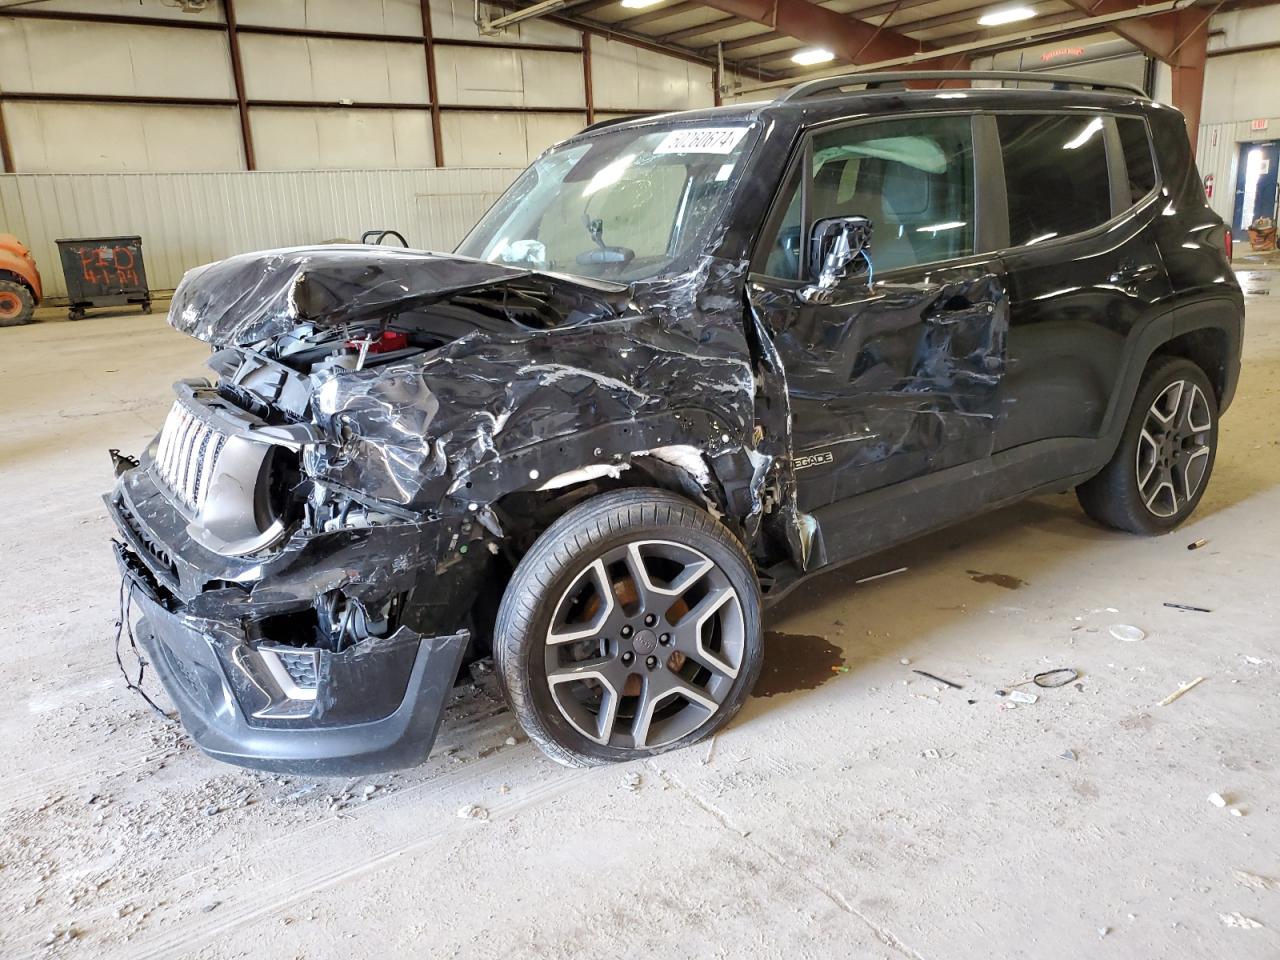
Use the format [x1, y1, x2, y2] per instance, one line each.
[79, 244, 141, 290]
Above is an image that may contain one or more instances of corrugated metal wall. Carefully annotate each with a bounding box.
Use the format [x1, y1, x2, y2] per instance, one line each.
[0, 167, 519, 298]
[1196, 117, 1280, 230]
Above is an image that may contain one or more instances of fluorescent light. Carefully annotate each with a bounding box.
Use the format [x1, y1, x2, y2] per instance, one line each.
[620, 0, 664, 8]
[977, 6, 1036, 26]
[792, 48, 835, 66]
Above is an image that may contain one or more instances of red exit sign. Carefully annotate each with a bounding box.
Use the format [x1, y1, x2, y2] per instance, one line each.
[1251, 119, 1269, 131]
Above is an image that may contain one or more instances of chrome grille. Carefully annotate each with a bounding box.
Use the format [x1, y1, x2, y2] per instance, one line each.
[154, 401, 227, 512]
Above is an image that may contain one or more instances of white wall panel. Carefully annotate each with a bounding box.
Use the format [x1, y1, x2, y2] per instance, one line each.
[235, 0, 422, 35]
[3, 103, 244, 174]
[239, 35, 429, 103]
[0, 20, 234, 98]
[431, 0, 582, 46]
[440, 111, 584, 166]
[250, 108, 434, 169]
[0, 167, 518, 298]
[35, 0, 225, 23]
[435, 47, 584, 108]
[590, 39, 713, 111]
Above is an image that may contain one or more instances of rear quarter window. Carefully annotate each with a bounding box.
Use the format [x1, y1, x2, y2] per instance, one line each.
[1116, 116, 1158, 205]
[998, 114, 1112, 246]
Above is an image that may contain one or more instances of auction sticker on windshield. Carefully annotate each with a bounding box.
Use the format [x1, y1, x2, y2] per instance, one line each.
[654, 127, 749, 155]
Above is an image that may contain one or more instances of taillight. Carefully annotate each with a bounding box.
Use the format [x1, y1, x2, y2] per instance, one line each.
[1224, 228, 1233, 261]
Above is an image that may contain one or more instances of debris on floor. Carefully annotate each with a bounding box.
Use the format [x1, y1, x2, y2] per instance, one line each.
[1159, 676, 1206, 706]
[457, 804, 489, 821]
[1006, 690, 1038, 704]
[1233, 870, 1280, 891]
[1208, 792, 1228, 808]
[1033, 668, 1080, 688]
[1218, 913, 1263, 929]
[855, 566, 908, 584]
[623, 771, 642, 792]
[1187, 538, 1209, 550]
[1164, 602, 1212, 613]
[912, 670, 962, 689]
[1110, 624, 1146, 642]
[1060, 749, 1078, 761]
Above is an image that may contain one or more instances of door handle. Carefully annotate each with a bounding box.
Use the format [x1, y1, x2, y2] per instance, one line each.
[1110, 262, 1160, 284]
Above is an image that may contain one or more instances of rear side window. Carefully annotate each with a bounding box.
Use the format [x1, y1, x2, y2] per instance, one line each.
[1116, 117, 1158, 205]
[998, 114, 1112, 246]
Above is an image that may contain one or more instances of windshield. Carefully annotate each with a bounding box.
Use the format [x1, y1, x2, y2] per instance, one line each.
[456, 121, 759, 283]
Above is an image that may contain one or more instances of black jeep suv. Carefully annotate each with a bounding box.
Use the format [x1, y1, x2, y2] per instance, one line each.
[108, 71, 1242, 774]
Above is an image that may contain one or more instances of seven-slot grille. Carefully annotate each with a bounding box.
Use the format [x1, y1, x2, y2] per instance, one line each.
[153, 401, 228, 512]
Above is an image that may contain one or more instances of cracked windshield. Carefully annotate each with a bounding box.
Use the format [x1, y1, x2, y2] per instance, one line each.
[458, 123, 759, 283]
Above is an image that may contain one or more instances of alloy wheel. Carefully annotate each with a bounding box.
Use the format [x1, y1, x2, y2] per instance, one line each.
[1135, 379, 1213, 518]
[543, 539, 745, 750]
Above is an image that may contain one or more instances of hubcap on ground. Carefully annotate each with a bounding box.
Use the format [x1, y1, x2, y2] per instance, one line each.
[543, 539, 745, 750]
[1135, 379, 1212, 518]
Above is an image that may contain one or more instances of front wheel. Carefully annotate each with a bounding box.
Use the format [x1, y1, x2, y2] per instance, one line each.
[1077, 356, 1218, 534]
[494, 488, 763, 767]
[0, 280, 34, 327]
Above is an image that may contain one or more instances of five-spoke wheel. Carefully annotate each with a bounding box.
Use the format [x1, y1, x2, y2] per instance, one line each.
[1077, 356, 1218, 534]
[1135, 378, 1213, 518]
[495, 489, 762, 766]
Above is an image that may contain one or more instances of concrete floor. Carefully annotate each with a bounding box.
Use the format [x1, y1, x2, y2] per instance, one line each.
[2, 276, 1278, 959]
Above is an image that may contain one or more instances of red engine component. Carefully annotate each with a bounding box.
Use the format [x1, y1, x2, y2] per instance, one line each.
[347, 330, 410, 354]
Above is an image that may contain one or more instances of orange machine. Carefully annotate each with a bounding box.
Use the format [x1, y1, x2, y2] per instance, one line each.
[0, 234, 43, 326]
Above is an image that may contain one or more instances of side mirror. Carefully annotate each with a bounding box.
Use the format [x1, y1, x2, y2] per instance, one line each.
[800, 216, 874, 304]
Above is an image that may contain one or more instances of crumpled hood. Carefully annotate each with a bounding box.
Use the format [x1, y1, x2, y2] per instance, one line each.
[168, 245, 625, 346]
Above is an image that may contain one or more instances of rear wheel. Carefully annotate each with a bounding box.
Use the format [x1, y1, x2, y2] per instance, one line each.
[494, 488, 763, 767]
[1077, 356, 1218, 534]
[0, 280, 34, 327]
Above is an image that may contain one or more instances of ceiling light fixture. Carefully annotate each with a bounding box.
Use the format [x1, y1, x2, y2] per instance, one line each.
[792, 48, 835, 66]
[977, 6, 1037, 26]
[620, 0, 665, 8]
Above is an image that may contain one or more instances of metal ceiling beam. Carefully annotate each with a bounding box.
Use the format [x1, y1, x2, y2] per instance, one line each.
[1059, 0, 1182, 59]
[741, 0, 1189, 89]
[718, 29, 804, 52]
[483, 0, 782, 78]
[659, 14, 748, 43]
[691, 0, 929, 63]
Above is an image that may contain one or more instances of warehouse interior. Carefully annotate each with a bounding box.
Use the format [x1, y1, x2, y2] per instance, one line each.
[2, 0, 1278, 957]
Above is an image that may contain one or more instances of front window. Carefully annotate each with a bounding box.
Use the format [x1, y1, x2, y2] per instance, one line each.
[456, 122, 759, 283]
[757, 114, 977, 279]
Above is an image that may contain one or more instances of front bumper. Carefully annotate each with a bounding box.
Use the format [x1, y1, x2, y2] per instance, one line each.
[116, 541, 469, 775]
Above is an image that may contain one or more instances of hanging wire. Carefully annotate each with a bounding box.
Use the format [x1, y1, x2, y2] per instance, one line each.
[113, 575, 176, 723]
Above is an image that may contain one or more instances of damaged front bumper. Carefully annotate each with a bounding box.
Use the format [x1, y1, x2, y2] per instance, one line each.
[107, 465, 476, 776]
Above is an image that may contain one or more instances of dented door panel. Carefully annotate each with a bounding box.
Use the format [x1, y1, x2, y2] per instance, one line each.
[750, 264, 1009, 517]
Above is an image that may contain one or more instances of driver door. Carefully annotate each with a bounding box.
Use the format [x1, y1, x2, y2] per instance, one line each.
[749, 113, 1009, 562]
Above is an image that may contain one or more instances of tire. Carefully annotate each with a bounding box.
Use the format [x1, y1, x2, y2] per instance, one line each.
[1076, 356, 1218, 534]
[494, 488, 763, 767]
[0, 280, 35, 327]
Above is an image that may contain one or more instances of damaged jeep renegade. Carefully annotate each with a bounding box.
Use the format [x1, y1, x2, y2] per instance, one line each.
[108, 72, 1243, 774]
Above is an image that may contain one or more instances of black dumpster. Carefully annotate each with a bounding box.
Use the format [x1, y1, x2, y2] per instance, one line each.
[55, 235, 151, 320]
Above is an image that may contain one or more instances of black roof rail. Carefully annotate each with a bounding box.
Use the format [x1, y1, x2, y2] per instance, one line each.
[779, 70, 1148, 102]
[581, 113, 655, 134]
